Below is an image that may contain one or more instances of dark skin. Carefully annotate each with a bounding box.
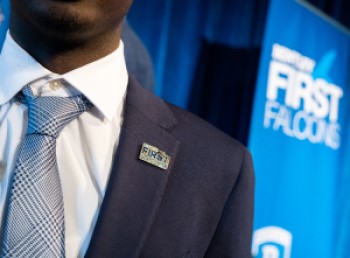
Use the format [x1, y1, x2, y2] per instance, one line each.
[9, 0, 133, 74]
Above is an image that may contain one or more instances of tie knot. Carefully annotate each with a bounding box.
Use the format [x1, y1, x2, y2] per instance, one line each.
[17, 86, 92, 138]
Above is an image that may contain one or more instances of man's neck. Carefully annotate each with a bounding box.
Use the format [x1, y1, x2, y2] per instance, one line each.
[10, 20, 122, 74]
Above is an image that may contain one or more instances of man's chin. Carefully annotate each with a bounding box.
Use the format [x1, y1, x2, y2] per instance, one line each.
[29, 5, 99, 43]
[10, 0, 130, 48]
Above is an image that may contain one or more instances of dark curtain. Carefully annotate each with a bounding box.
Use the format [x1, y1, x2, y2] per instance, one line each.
[188, 0, 269, 145]
[128, 0, 211, 107]
[128, 0, 269, 145]
[189, 43, 261, 145]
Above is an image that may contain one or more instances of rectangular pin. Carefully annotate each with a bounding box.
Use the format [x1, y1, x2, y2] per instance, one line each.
[139, 143, 170, 170]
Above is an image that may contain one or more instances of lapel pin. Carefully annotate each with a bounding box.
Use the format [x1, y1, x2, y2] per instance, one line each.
[139, 143, 170, 170]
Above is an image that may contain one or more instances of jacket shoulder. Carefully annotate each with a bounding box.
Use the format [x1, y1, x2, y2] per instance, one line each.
[166, 102, 251, 178]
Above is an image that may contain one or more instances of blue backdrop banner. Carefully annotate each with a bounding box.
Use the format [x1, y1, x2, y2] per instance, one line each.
[249, 0, 350, 257]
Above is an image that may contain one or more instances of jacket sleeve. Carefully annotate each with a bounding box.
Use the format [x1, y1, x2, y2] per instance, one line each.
[204, 148, 255, 258]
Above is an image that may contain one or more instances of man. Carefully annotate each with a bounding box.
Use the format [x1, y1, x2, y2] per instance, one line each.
[0, 0, 254, 257]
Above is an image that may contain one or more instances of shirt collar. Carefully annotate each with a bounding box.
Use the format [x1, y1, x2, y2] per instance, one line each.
[0, 31, 128, 121]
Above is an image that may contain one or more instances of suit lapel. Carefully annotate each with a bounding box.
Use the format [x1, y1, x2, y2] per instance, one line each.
[86, 77, 180, 258]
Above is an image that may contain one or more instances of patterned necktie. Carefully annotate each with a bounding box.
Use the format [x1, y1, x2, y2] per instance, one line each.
[2, 85, 92, 258]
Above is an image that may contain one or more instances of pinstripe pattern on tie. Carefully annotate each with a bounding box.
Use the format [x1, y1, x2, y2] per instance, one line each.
[2, 86, 92, 258]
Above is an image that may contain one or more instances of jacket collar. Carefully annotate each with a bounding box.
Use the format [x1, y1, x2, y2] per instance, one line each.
[86, 77, 180, 257]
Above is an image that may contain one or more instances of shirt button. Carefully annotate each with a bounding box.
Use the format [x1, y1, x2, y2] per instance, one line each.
[49, 80, 61, 91]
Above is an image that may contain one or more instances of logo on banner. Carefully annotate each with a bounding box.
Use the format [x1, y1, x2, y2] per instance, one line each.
[264, 43, 343, 149]
[252, 226, 293, 258]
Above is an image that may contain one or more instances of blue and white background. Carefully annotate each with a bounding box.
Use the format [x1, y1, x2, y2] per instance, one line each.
[2, 0, 350, 257]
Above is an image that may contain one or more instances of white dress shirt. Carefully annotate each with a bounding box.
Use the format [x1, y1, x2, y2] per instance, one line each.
[0, 32, 128, 258]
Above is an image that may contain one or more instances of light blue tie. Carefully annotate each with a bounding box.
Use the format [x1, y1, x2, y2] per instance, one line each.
[2, 85, 92, 258]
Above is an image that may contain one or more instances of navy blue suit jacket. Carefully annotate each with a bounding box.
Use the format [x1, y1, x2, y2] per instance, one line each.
[85, 77, 254, 258]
